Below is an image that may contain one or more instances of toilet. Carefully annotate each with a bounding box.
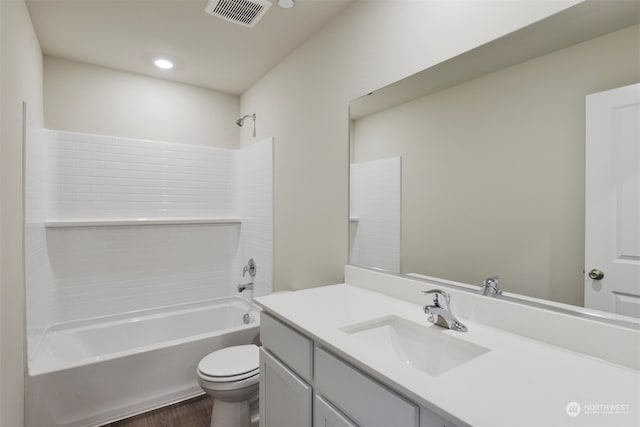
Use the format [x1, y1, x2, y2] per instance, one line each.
[197, 344, 260, 427]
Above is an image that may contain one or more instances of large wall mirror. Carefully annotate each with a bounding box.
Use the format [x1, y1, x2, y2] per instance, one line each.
[349, 1, 640, 323]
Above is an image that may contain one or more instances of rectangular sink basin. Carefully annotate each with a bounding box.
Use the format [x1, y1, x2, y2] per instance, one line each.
[341, 315, 489, 376]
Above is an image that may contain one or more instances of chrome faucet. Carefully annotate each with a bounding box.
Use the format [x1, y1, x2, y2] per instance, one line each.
[238, 258, 257, 293]
[422, 290, 468, 332]
[238, 282, 254, 292]
[238, 258, 257, 324]
[480, 275, 502, 296]
[243, 258, 257, 279]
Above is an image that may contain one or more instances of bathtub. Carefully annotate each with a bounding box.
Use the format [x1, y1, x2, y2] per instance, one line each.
[26, 296, 260, 427]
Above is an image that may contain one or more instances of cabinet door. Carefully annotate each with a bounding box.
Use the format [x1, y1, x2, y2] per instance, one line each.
[314, 395, 357, 427]
[420, 406, 458, 427]
[259, 348, 312, 427]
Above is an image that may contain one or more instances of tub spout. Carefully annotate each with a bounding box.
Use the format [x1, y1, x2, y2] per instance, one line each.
[238, 283, 254, 292]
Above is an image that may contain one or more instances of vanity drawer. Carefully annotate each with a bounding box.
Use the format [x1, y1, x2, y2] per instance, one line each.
[315, 346, 419, 427]
[260, 312, 313, 382]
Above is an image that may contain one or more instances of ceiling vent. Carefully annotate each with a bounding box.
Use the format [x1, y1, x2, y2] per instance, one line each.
[204, 0, 273, 28]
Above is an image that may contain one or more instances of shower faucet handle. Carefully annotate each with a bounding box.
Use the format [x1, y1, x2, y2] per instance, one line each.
[243, 258, 257, 278]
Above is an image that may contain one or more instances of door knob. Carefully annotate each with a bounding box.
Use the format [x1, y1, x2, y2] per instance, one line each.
[588, 268, 605, 280]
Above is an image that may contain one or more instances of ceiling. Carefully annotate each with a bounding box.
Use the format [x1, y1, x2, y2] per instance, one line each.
[26, 0, 353, 95]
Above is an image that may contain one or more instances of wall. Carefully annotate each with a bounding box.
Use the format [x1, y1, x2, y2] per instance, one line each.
[1, 0, 3, 413]
[0, 0, 44, 425]
[240, 0, 582, 291]
[24, 130, 273, 365]
[37, 130, 238, 220]
[0, 0, 586, 421]
[44, 56, 240, 149]
[352, 25, 640, 306]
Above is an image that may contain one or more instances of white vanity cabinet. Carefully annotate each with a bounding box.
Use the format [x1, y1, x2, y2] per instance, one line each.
[260, 313, 314, 427]
[314, 346, 419, 426]
[259, 312, 456, 427]
[314, 395, 357, 427]
[259, 348, 313, 427]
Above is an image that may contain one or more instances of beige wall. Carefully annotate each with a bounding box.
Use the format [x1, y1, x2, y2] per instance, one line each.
[0, 0, 586, 421]
[352, 25, 640, 306]
[0, 0, 44, 425]
[240, 0, 581, 291]
[44, 56, 240, 148]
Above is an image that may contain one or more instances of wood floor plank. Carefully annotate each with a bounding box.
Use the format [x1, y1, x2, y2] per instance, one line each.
[146, 404, 179, 427]
[106, 396, 212, 427]
[106, 413, 150, 427]
[175, 396, 212, 426]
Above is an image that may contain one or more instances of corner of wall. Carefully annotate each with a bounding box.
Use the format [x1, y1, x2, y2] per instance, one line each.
[1, 0, 44, 425]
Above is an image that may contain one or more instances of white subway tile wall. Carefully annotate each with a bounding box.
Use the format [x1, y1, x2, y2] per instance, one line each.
[349, 164, 360, 264]
[44, 224, 240, 322]
[46, 130, 236, 219]
[233, 139, 274, 299]
[25, 128, 56, 363]
[24, 130, 272, 362]
[350, 157, 401, 272]
[25, 128, 52, 221]
[25, 224, 56, 364]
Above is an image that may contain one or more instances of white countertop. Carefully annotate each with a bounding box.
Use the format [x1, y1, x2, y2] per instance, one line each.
[255, 284, 640, 427]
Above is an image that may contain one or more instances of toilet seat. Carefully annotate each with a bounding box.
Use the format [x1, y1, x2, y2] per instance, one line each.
[198, 370, 259, 391]
[198, 344, 259, 383]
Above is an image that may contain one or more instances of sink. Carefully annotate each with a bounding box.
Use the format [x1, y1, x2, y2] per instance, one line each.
[341, 315, 489, 376]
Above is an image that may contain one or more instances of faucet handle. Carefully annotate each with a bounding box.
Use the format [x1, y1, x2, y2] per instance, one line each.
[481, 275, 502, 295]
[243, 258, 257, 278]
[422, 289, 450, 306]
[483, 275, 499, 286]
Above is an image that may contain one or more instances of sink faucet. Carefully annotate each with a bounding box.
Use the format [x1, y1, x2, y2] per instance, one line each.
[480, 275, 502, 296]
[422, 290, 468, 332]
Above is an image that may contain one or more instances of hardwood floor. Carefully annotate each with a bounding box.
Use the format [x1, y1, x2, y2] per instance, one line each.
[106, 396, 212, 427]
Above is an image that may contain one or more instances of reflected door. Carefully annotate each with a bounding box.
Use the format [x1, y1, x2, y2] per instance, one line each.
[585, 83, 640, 317]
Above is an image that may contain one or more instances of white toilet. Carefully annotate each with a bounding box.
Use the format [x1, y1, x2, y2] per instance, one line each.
[197, 344, 260, 427]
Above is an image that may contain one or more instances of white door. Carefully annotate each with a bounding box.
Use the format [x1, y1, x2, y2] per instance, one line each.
[585, 83, 640, 318]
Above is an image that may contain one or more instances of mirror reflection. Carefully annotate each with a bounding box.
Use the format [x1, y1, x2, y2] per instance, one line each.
[349, 1, 640, 319]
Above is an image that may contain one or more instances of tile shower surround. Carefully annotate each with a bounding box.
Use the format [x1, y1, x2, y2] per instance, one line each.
[25, 129, 273, 363]
[350, 157, 401, 272]
[37, 130, 235, 219]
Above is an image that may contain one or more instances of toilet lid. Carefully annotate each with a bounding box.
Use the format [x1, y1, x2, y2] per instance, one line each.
[198, 344, 259, 379]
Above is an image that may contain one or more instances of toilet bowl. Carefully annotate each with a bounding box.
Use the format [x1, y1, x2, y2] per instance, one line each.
[197, 344, 260, 427]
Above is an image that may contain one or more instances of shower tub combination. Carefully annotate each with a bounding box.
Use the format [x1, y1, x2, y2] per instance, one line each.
[26, 296, 260, 427]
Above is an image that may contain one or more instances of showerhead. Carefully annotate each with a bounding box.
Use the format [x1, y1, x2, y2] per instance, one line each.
[236, 113, 255, 127]
[236, 113, 257, 137]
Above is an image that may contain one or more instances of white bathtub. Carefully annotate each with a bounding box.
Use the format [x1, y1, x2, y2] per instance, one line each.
[26, 296, 260, 427]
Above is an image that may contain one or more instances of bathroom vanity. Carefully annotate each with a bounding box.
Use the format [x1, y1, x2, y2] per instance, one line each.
[255, 266, 640, 427]
[258, 309, 450, 427]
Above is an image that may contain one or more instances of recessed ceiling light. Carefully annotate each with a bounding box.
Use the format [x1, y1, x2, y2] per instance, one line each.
[278, 0, 294, 9]
[154, 58, 174, 70]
